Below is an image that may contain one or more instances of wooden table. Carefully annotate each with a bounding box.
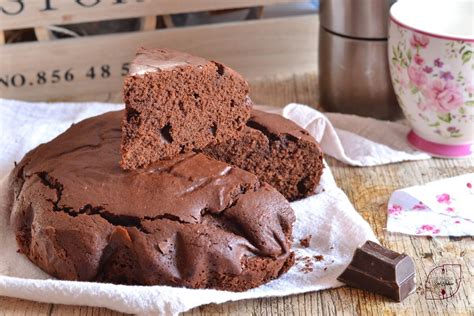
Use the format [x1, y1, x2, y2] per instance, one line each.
[1, 73, 473, 315]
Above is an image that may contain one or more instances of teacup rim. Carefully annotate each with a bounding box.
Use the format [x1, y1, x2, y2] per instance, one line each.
[390, 14, 474, 43]
[390, 16, 474, 43]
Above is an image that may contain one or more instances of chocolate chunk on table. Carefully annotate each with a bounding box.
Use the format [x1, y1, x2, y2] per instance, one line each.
[337, 241, 416, 302]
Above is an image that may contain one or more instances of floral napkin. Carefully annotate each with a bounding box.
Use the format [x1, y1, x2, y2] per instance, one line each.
[387, 173, 474, 236]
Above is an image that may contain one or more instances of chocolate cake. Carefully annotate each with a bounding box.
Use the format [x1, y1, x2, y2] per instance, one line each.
[8, 111, 295, 291]
[204, 110, 324, 201]
[121, 48, 252, 170]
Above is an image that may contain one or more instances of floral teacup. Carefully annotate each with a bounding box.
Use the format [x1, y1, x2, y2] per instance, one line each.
[388, 0, 474, 157]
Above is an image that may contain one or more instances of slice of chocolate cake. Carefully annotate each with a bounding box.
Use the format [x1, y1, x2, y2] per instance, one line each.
[204, 110, 324, 201]
[121, 48, 252, 170]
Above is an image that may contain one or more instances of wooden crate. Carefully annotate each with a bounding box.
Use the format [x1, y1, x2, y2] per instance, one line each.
[0, 0, 318, 101]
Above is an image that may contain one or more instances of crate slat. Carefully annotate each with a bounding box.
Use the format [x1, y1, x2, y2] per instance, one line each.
[34, 26, 53, 41]
[139, 16, 157, 32]
[0, 0, 308, 31]
[0, 14, 318, 101]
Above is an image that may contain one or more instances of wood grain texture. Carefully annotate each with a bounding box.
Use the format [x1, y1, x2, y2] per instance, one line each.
[0, 0, 307, 30]
[0, 15, 318, 101]
[0, 73, 472, 316]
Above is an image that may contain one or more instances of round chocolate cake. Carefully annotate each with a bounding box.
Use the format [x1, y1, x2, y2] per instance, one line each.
[8, 111, 295, 291]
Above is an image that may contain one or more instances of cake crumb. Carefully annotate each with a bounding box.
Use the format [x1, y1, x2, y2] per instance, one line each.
[299, 266, 314, 273]
[299, 235, 312, 248]
[313, 255, 324, 261]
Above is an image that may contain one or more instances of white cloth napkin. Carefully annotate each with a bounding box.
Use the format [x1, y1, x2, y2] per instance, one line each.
[283, 103, 431, 166]
[387, 174, 474, 236]
[0, 99, 430, 315]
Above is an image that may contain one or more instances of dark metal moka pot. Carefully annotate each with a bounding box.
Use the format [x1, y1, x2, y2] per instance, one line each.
[319, 0, 401, 120]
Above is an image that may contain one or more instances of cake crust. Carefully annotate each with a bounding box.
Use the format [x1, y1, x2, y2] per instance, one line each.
[9, 111, 295, 291]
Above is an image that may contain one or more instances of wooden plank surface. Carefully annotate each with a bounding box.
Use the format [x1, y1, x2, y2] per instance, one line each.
[0, 0, 307, 31]
[1, 72, 473, 315]
[0, 15, 318, 101]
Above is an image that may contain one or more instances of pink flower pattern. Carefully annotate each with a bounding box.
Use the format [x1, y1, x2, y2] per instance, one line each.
[388, 204, 403, 216]
[436, 193, 451, 204]
[408, 65, 428, 88]
[410, 33, 430, 48]
[389, 24, 472, 139]
[414, 54, 424, 65]
[434, 58, 444, 68]
[404, 39, 463, 114]
[423, 66, 433, 74]
[420, 80, 463, 113]
[416, 224, 440, 235]
[440, 71, 454, 81]
[412, 202, 428, 210]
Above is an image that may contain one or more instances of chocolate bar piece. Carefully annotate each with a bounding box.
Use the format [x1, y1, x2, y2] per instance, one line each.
[337, 241, 416, 302]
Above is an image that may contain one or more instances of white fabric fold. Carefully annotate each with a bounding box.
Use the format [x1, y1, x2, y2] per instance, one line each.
[283, 103, 431, 166]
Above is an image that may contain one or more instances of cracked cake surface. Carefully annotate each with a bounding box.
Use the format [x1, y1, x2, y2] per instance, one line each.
[121, 48, 252, 170]
[204, 110, 324, 201]
[8, 111, 295, 291]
